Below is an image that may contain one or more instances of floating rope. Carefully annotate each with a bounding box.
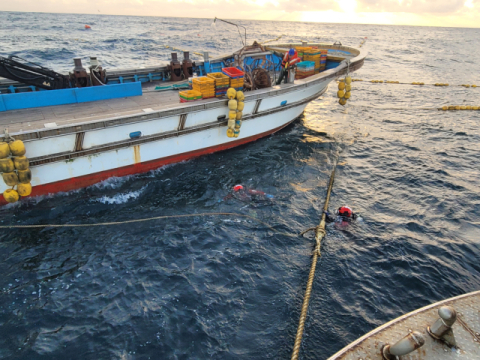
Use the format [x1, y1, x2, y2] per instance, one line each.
[291, 160, 337, 360]
[345, 79, 478, 88]
[0, 212, 298, 237]
[339, 104, 479, 111]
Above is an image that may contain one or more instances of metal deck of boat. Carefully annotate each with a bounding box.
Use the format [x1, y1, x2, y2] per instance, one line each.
[327, 290, 480, 360]
[0, 82, 195, 134]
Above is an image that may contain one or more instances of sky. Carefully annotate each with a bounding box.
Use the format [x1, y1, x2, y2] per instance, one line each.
[1, 0, 479, 28]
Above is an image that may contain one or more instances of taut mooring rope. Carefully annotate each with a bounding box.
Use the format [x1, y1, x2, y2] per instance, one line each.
[291, 160, 337, 360]
[0, 212, 298, 237]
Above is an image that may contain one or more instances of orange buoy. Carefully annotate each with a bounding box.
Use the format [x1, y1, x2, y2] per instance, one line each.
[85, 25, 91, 29]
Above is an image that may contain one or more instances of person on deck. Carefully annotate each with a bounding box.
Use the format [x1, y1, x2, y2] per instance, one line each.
[324, 206, 358, 226]
[276, 48, 301, 85]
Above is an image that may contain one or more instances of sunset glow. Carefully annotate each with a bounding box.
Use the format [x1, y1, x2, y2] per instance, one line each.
[1, 0, 479, 27]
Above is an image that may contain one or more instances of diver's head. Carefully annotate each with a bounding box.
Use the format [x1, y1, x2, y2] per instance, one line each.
[233, 184, 244, 192]
[337, 206, 353, 218]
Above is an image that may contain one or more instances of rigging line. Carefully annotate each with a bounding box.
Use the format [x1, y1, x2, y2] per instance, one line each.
[0, 212, 298, 237]
[291, 157, 338, 360]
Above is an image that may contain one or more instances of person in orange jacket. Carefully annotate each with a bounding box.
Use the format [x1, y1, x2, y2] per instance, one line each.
[276, 48, 301, 85]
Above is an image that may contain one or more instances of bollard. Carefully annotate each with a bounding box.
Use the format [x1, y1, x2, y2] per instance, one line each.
[382, 331, 425, 360]
[427, 306, 457, 339]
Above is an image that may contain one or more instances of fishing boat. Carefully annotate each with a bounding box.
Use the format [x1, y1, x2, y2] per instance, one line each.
[327, 289, 480, 359]
[0, 41, 366, 205]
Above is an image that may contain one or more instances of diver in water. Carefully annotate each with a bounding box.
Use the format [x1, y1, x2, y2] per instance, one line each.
[324, 206, 358, 226]
[222, 184, 275, 203]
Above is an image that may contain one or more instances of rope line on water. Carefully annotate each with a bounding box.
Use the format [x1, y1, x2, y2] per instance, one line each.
[0, 212, 299, 237]
[291, 160, 337, 360]
[346, 79, 478, 88]
[343, 104, 480, 112]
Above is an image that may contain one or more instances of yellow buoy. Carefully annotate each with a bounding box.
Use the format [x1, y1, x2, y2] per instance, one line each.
[460, 106, 466, 110]
[345, 84, 352, 91]
[472, 85, 477, 88]
[17, 183, 32, 197]
[237, 101, 245, 111]
[337, 90, 345, 98]
[466, 106, 472, 110]
[473, 106, 479, 110]
[2, 172, 19, 186]
[344, 91, 351, 99]
[229, 110, 236, 120]
[17, 169, 32, 184]
[339, 98, 347, 106]
[445, 83, 449, 86]
[455, 105, 461, 110]
[0, 142, 10, 159]
[9, 140, 26, 157]
[0, 158, 15, 173]
[13, 156, 29, 171]
[448, 106, 455, 110]
[338, 82, 345, 90]
[235, 120, 242, 128]
[236, 111, 243, 120]
[226, 88, 236, 100]
[3, 189, 19, 203]
[345, 76, 352, 84]
[236, 91, 245, 102]
[226, 128, 235, 138]
[228, 119, 235, 129]
[228, 99, 238, 110]
[442, 106, 448, 111]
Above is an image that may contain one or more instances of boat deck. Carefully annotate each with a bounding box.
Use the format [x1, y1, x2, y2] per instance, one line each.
[327, 290, 480, 360]
[0, 81, 217, 134]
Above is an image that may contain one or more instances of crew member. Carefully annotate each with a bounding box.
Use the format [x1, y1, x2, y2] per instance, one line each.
[276, 48, 301, 85]
[325, 206, 358, 226]
[222, 184, 274, 203]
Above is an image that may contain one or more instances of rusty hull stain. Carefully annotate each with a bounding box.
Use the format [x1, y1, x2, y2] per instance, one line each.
[133, 145, 141, 164]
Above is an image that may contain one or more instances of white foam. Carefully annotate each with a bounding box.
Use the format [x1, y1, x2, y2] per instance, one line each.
[92, 186, 147, 205]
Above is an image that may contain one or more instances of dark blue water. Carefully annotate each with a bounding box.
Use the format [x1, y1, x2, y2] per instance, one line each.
[1, 12, 480, 360]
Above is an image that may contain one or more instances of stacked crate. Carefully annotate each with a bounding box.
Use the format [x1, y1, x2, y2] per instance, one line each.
[319, 49, 328, 72]
[222, 67, 245, 91]
[295, 61, 315, 79]
[178, 90, 202, 103]
[295, 46, 311, 61]
[303, 48, 322, 74]
[207, 72, 231, 97]
[192, 77, 215, 99]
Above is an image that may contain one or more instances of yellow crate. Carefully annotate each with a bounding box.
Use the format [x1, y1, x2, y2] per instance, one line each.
[193, 83, 215, 91]
[296, 46, 312, 52]
[207, 72, 230, 86]
[179, 90, 202, 100]
[193, 77, 215, 87]
[230, 79, 244, 86]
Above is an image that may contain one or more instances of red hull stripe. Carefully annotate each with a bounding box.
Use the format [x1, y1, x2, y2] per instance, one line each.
[1, 120, 295, 206]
